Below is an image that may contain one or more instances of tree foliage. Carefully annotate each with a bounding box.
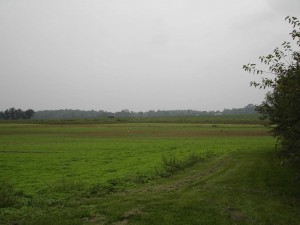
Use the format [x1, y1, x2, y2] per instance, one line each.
[0, 108, 35, 120]
[31, 105, 257, 120]
[243, 16, 300, 163]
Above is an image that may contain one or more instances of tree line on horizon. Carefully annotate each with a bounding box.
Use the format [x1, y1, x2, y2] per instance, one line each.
[0, 104, 257, 120]
[30, 104, 257, 120]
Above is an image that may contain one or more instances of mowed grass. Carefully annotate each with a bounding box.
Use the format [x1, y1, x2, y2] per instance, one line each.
[1, 122, 300, 224]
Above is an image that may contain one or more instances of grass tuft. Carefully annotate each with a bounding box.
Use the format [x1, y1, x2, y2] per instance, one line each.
[88, 179, 127, 197]
[0, 180, 19, 208]
[156, 153, 208, 178]
[50, 177, 84, 193]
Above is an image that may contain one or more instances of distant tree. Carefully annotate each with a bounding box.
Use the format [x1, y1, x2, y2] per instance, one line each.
[9, 108, 17, 120]
[15, 108, 23, 119]
[23, 109, 35, 119]
[0, 108, 35, 120]
[243, 16, 300, 164]
[2, 109, 9, 120]
[115, 109, 132, 117]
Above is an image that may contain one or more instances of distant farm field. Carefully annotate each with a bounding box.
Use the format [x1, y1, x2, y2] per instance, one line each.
[0, 123, 272, 193]
[1, 121, 300, 225]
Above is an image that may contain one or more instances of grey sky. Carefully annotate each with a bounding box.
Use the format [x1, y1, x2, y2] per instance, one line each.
[0, 0, 299, 112]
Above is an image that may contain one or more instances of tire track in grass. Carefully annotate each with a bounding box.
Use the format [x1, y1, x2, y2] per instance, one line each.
[123, 154, 232, 194]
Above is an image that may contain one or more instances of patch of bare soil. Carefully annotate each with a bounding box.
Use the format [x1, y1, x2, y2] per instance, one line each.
[112, 207, 143, 225]
[121, 207, 143, 219]
[112, 220, 128, 225]
[86, 214, 107, 224]
[226, 207, 247, 222]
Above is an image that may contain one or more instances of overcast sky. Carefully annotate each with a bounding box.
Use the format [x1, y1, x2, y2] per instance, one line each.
[0, 0, 299, 112]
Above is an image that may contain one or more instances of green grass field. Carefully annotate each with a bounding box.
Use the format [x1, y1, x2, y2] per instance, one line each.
[1, 120, 300, 224]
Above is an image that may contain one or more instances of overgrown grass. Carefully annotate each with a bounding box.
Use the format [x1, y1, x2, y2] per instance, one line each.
[0, 180, 20, 208]
[155, 153, 211, 178]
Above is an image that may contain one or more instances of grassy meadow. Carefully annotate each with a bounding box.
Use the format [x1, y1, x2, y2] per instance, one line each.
[1, 118, 300, 224]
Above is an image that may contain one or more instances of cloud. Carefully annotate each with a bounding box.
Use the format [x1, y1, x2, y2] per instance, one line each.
[1, 0, 296, 111]
[266, 0, 300, 15]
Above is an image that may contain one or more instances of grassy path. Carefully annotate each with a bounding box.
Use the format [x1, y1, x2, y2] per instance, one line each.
[99, 149, 300, 225]
[2, 148, 300, 225]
